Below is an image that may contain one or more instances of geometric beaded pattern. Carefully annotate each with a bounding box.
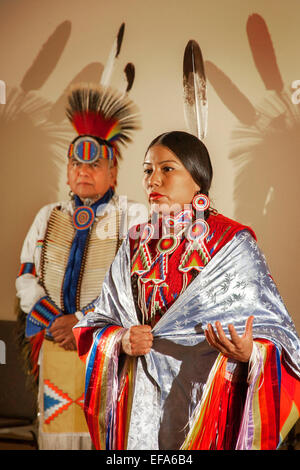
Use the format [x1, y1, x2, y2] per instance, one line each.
[30, 296, 61, 328]
[43, 379, 85, 424]
[68, 137, 115, 163]
[73, 206, 95, 231]
[17, 262, 36, 277]
[44, 379, 73, 424]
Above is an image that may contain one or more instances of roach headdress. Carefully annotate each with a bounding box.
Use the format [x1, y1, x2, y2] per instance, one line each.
[66, 83, 140, 164]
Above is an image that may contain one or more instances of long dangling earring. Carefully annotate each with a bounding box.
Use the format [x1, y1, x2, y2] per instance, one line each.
[178, 192, 211, 277]
[187, 192, 210, 241]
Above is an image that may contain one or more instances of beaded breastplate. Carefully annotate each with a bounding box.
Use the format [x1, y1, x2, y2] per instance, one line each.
[40, 206, 121, 311]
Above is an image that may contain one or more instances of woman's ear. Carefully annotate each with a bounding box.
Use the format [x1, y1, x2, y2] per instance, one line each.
[194, 185, 201, 195]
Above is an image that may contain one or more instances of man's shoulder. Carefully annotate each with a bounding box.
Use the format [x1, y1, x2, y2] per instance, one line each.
[34, 200, 71, 219]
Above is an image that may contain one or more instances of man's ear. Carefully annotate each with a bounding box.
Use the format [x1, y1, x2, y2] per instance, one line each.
[110, 165, 118, 188]
[66, 164, 70, 185]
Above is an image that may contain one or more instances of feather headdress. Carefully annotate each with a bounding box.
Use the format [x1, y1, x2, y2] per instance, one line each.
[183, 40, 208, 140]
[66, 83, 140, 162]
[65, 23, 138, 164]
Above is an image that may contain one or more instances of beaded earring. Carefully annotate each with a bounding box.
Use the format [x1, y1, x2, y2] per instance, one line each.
[192, 193, 210, 213]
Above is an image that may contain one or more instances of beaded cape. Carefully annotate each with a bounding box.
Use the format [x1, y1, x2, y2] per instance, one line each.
[74, 213, 300, 450]
[130, 212, 256, 327]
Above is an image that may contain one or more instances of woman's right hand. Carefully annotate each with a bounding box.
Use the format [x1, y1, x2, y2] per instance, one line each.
[121, 325, 153, 356]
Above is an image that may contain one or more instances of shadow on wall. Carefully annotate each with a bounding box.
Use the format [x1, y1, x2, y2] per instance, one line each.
[205, 14, 300, 329]
[0, 20, 103, 311]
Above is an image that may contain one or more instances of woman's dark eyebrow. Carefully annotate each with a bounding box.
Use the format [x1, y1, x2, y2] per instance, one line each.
[143, 159, 179, 165]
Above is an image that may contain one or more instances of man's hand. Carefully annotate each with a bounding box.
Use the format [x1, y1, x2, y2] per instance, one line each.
[205, 316, 254, 362]
[121, 325, 153, 356]
[49, 314, 78, 351]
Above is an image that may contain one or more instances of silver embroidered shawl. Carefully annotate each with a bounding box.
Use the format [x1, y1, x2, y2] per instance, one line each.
[76, 230, 300, 449]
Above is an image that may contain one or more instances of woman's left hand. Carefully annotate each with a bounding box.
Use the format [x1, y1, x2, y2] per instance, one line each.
[205, 315, 254, 362]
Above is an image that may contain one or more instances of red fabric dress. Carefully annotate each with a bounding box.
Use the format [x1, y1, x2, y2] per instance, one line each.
[130, 212, 256, 327]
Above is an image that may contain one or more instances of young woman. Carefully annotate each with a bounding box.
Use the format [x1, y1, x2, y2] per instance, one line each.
[74, 131, 300, 450]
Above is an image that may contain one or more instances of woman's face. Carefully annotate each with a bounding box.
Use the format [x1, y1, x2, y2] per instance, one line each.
[143, 144, 200, 213]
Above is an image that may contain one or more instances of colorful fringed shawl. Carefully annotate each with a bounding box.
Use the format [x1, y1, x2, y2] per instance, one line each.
[74, 214, 300, 450]
[74, 324, 136, 449]
[181, 340, 300, 450]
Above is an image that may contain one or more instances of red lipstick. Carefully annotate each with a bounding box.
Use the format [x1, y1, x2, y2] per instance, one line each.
[149, 192, 164, 200]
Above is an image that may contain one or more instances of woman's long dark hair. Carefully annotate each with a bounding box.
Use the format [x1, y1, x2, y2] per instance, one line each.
[145, 131, 213, 197]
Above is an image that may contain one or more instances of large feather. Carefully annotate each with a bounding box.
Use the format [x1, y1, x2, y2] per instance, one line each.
[247, 14, 283, 92]
[124, 63, 135, 93]
[183, 40, 208, 140]
[100, 23, 125, 87]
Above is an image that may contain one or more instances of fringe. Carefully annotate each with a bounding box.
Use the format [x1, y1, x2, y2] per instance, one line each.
[15, 299, 44, 392]
[38, 432, 92, 450]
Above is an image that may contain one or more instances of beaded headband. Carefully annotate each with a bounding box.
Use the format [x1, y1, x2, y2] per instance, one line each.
[68, 136, 115, 163]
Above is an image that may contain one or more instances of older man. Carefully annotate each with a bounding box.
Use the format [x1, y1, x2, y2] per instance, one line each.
[16, 84, 145, 449]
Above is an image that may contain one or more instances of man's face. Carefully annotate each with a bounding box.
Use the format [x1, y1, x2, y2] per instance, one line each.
[67, 157, 117, 200]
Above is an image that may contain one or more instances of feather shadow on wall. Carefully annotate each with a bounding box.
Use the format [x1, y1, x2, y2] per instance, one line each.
[204, 13, 300, 333]
[2, 21, 74, 253]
